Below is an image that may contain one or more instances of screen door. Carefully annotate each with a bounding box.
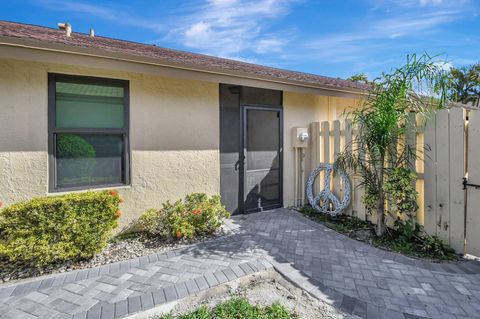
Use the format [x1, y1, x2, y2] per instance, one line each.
[242, 106, 283, 212]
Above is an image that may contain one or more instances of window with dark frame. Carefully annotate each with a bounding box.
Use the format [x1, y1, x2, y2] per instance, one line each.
[48, 74, 130, 191]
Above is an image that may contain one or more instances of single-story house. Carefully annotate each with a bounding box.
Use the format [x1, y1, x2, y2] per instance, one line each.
[0, 20, 367, 225]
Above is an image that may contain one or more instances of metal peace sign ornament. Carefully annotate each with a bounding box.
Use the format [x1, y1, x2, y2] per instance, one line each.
[306, 163, 351, 216]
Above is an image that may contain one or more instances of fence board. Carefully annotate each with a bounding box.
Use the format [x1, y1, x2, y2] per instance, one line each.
[406, 112, 417, 181]
[344, 119, 353, 216]
[321, 121, 330, 163]
[435, 109, 451, 244]
[423, 114, 437, 235]
[321, 121, 330, 201]
[308, 122, 321, 195]
[449, 108, 466, 253]
[354, 127, 366, 221]
[466, 111, 480, 256]
[333, 120, 341, 198]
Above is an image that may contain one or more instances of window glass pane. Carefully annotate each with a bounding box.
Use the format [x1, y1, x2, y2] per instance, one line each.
[241, 86, 282, 106]
[56, 133, 124, 188]
[56, 81, 124, 128]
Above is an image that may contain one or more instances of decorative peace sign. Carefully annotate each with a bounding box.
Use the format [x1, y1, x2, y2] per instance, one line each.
[306, 163, 351, 216]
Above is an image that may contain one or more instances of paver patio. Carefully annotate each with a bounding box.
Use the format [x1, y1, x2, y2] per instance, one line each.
[1, 209, 480, 319]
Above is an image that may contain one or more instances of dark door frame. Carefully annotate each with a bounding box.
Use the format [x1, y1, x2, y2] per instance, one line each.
[239, 104, 283, 213]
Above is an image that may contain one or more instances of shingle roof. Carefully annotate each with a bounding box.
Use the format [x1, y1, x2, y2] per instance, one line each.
[0, 20, 369, 93]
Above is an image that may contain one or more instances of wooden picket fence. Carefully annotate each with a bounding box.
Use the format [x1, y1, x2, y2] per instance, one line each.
[306, 116, 423, 225]
[307, 106, 480, 257]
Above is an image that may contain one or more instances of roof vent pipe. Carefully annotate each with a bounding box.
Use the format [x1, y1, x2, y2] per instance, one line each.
[57, 22, 71, 37]
[89, 28, 95, 38]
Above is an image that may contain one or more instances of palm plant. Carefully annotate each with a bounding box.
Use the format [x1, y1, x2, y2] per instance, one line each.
[448, 63, 480, 107]
[335, 54, 450, 236]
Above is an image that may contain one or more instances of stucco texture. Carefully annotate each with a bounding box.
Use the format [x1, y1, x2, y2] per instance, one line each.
[0, 56, 361, 227]
[0, 58, 219, 228]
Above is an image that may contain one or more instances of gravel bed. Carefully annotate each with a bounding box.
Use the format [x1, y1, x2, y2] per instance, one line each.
[0, 230, 227, 284]
[146, 270, 357, 319]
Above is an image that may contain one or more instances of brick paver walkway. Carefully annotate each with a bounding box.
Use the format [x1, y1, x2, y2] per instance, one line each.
[1, 209, 480, 319]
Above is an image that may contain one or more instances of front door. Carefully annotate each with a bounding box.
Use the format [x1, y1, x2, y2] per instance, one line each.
[241, 106, 283, 212]
[219, 84, 283, 214]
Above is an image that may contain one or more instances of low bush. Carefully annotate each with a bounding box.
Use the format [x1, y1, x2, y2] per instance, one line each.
[138, 193, 230, 239]
[374, 219, 455, 260]
[299, 206, 455, 260]
[0, 191, 121, 266]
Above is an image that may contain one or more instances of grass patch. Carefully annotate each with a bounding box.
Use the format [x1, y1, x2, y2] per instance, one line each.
[299, 206, 456, 261]
[158, 297, 296, 319]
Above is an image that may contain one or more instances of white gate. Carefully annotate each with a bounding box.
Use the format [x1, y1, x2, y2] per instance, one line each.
[424, 107, 480, 256]
[465, 110, 480, 256]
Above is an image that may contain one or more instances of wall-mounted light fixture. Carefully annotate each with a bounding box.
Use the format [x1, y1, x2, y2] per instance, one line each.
[299, 132, 309, 142]
[291, 127, 309, 148]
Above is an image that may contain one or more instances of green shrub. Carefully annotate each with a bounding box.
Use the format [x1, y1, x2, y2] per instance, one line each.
[384, 167, 419, 218]
[300, 206, 455, 260]
[57, 134, 96, 179]
[138, 193, 230, 239]
[57, 134, 95, 158]
[362, 167, 419, 219]
[0, 190, 121, 266]
[392, 219, 455, 259]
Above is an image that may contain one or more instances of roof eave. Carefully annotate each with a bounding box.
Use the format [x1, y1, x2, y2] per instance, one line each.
[0, 35, 368, 97]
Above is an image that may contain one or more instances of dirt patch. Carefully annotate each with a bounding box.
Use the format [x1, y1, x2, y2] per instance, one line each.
[131, 270, 358, 319]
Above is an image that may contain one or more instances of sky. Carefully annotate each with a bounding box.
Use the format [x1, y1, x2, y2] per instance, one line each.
[1, 0, 479, 79]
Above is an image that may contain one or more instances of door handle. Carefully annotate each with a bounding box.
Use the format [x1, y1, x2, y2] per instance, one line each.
[235, 156, 245, 171]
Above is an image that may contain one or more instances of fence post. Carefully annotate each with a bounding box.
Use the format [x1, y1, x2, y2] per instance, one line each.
[435, 109, 451, 244]
[448, 107, 466, 253]
[466, 110, 480, 256]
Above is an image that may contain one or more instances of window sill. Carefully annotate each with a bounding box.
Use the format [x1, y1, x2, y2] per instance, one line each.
[48, 184, 131, 195]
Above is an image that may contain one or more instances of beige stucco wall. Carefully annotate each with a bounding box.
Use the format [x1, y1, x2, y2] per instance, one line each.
[0, 54, 362, 228]
[282, 92, 360, 207]
[0, 58, 219, 228]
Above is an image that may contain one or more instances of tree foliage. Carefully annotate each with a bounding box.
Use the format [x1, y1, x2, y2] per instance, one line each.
[347, 73, 374, 85]
[336, 54, 450, 236]
[448, 63, 480, 107]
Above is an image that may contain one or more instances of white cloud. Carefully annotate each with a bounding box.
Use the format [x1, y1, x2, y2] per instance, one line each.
[171, 0, 297, 57]
[374, 10, 460, 37]
[35, 0, 298, 61]
[255, 38, 286, 54]
[302, 1, 467, 64]
[399, 0, 444, 6]
[34, 0, 477, 74]
[420, 0, 443, 5]
[379, 0, 461, 8]
[434, 61, 453, 71]
[36, 0, 166, 33]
